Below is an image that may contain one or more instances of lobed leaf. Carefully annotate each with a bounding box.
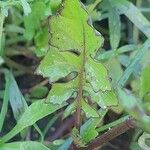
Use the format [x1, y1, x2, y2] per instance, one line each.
[85, 57, 111, 92]
[46, 81, 77, 105]
[37, 0, 116, 124]
[37, 48, 79, 82]
[81, 99, 99, 118]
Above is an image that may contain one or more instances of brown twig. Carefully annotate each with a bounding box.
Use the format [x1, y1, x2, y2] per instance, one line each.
[78, 117, 135, 150]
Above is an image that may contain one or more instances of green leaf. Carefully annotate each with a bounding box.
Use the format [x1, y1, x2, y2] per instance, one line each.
[105, 58, 123, 85]
[118, 39, 150, 87]
[8, 72, 27, 120]
[112, 0, 150, 37]
[96, 44, 137, 60]
[108, 5, 121, 49]
[84, 84, 118, 109]
[50, 0, 62, 13]
[24, 1, 46, 40]
[46, 81, 77, 105]
[90, 10, 101, 22]
[117, 87, 150, 132]
[57, 138, 72, 150]
[0, 141, 49, 150]
[141, 50, 150, 69]
[80, 118, 99, 143]
[5, 24, 25, 34]
[49, 0, 103, 54]
[0, 100, 66, 143]
[85, 57, 111, 92]
[37, 0, 113, 120]
[37, 48, 79, 82]
[21, 0, 31, 16]
[140, 65, 150, 101]
[138, 132, 150, 150]
[117, 88, 143, 117]
[34, 28, 49, 57]
[0, 70, 10, 131]
[1, 71, 44, 140]
[30, 86, 49, 99]
[81, 99, 99, 118]
[63, 102, 76, 118]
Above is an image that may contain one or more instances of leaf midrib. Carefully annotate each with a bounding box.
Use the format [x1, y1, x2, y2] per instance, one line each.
[75, 16, 86, 129]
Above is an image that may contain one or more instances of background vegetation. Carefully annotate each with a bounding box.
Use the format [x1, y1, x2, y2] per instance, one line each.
[0, 0, 150, 149]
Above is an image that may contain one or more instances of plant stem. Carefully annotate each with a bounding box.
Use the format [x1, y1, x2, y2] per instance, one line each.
[133, 0, 142, 44]
[80, 40, 150, 150]
[0, 11, 5, 55]
[96, 115, 129, 133]
[88, 0, 102, 14]
[79, 117, 135, 150]
[4, 57, 33, 74]
[75, 44, 85, 131]
[75, 20, 87, 131]
[29, 79, 49, 92]
[0, 70, 10, 132]
[76, 40, 150, 149]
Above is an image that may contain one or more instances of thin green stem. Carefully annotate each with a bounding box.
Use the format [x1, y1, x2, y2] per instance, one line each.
[88, 0, 102, 14]
[0, 70, 10, 132]
[4, 57, 33, 74]
[96, 115, 129, 133]
[133, 0, 142, 44]
[29, 79, 49, 92]
[97, 44, 137, 60]
[0, 11, 5, 55]
[75, 44, 85, 131]
[75, 23, 86, 131]
[34, 124, 44, 143]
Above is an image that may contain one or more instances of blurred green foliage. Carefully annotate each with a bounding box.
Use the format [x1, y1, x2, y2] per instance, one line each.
[0, 0, 150, 149]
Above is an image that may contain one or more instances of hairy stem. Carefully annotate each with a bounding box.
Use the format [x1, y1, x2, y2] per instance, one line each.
[75, 72, 83, 130]
[75, 43, 85, 130]
[75, 17, 86, 130]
